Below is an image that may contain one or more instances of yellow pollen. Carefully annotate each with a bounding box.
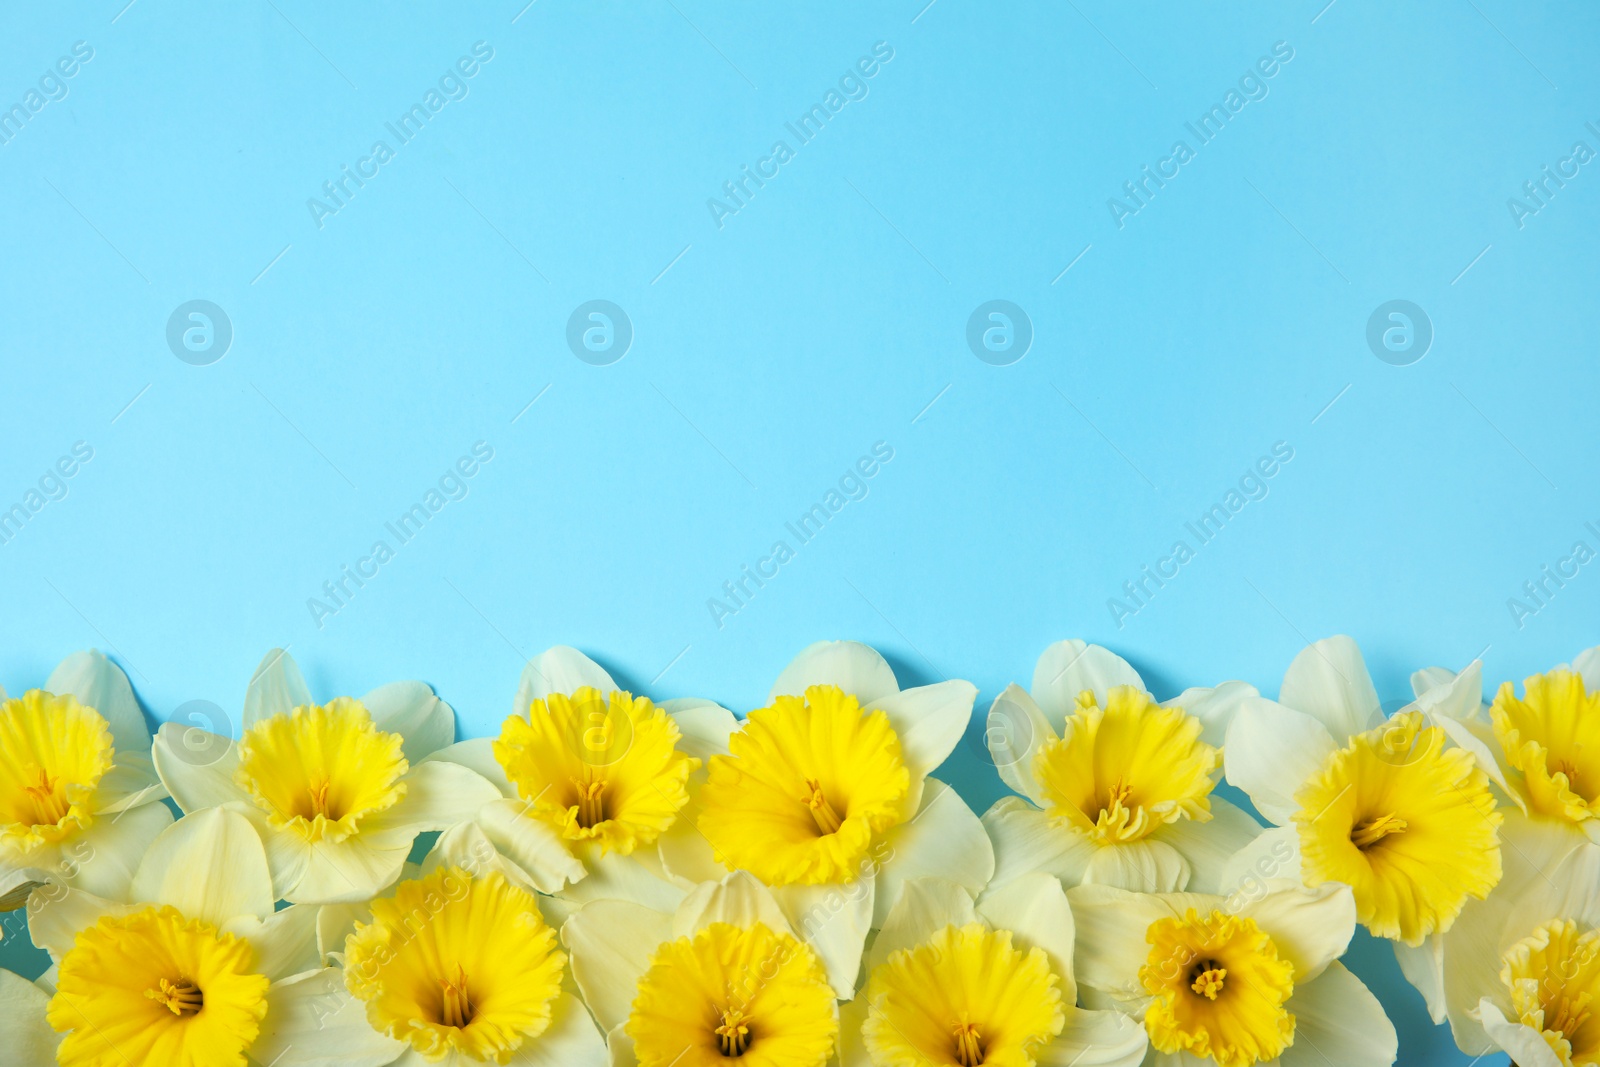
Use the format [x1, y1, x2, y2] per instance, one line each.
[22, 768, 69, 825]
[953, 1020, 984, 1067]
[306, 778, 333, 817]
[438, 964, 474, 1029]
[571, 776, 607, 828]
[1349, 812, 1408, 850]
[144, 976, 205, 1017]
[1550, 990, 1593, 1037]
[1190, 963, 1227, 1000]
[803, 778, 843, 836]
[715, 1007, 751, 1057]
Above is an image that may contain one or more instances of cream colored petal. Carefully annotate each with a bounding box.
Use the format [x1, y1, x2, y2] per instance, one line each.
[865, 679, 977, 783]
[475, 797, 587, 893]
[131, 807, 272, 925]
[838, 996, 870, 1067]
[1163, 680, 1259, 749]
[560, 845, 689, 914]
[226, 903, 322, 982]
[1570, 645, 1600, 691]
[1392, 935, 1445, 1024]
[362, 680, 455, 762]
[1152, 796, 1262, 894]
[26, 885, 132, 959]
[505, 990, 609, 1067]
[1066, 884, 1183, 997]
[423, 737, 514, 797]
[1477, 998, 1563, 1067]
[515, 647, 620, 715]
[1031, 640, 1145, 730]
[151, 721, 247, 812]
[1239, 880, 1354, 983]
[976, 872, 1075, 1001]
[92, 751, 168, 814]
[365, 761, 501, 836]
[983, 685, 1053, 804]
[656, 791, 730, 885]
[1278, 635, 1382, 741]
[1084, 838, 1188, 893]
[1223, 700, 1336, 825]
[869, 877, 977, 974]
[291, 837, 410, 905]
[47, 649, 149, 752]
[768, 640, 899, 704]
[424, 820, 541, 891]
[659, 698, 739, 760]
[984, 797, 1096, 890]
[68, 799, 174, 902]
[1430, 711, 1520, 810]
[1037, 1007, 1147, 1067]
[243, 647, 312, 728]
[771, 879, 873, 998]
[0, 967, 60, 1067]
[606, 1022, 639, 1067]
[1411, 660, 1484, 721]
[672, 870, 793, 938]
[563, 899, 673, 1033]
[253, 967, 407, 1067]
[875, 778, 992, 924]
[1278, 962, 1397, 1067]
[316, 898, 373, 964]
[1213, 826, 1302, 909]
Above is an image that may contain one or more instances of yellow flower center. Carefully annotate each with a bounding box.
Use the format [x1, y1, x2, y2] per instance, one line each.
[234, 697, 407, 843]
[48, 905, 269, 1067]
[862, 923, 1063, 1067]
[1492, 671, 1600, 825]
[1292, 710, 1502, 944]
[1502, 919, 1600, 1067]
[1139, 909, 1294, 1067]
[627, 921, 837, 1067]
[493, 687, 699, 855]
[345, 867, 566, 1063]
[1032, 686, 1220, 844]
[698, 685, 910, 886]
[0, 690, 113, 852]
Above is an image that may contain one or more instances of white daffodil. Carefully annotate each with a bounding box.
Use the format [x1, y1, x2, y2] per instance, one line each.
[152, 649, 499, 904]
[425, 645, 736, 918]
[656, 640, 990, 994]
[562, 869, 848, 1067]
[982, 640, 1262, 894]
[1067, 879, 1396, 1067]
[15, 807, 383, 1067]
[0, 650, 171, 909]
[842, 875, 1148, 1067]
[1222, 635, 1502, 946]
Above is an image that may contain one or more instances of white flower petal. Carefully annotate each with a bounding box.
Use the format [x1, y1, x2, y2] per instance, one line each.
[1477, 997, 1563, 1067]
[1083, 838, 1188, 893]
[1223, 699, 1337, 825]
[423, 737, 514, 797]
[605, 1022, 638, 1067]
[69, 799, 174, 901]
[655, 795, 729, 885]
[92, 751, 168, 814]
[976, 873, 1076, 1001]
[0, 967, 60, 1066]
[1279, 962, 1397, 1067]
[152, 722, 247, 812]
[316, 898, 372, 964]
[227, 903, 322, 982]
[247, 811, 408, 906]
[983, 685, 1053, 804]
[1411, 665, 1458, 699]
[361, 680, 455, 762]
[474, 797, 587, 893]
[1213, 826, 1302, 907]
[1570, 645, 1600, 691]
[770, 880, 873, 998]
[364, 761, 500, 837]
[1411, 660, 1483, 721]
[1430, 711, 1520, 811]
[253, 967, 406, 1067]
[672, 870, 792, 938]
[659, 698, 739, 761]
[838, 996, 870, 1067]
[131, 807, 272, 925]
[869, 877, 977, 973]
[563, 899, 673, 1033]
[1031, 641, 1144, 730]
[506, 990, 608, 1067]
[1164, 680, 1258, 749]
[514, 647, 619, 714]
[424, 821, 532, 885]
[865, 680, 977, 783]
[1278, 635, 1382, 742]
[984, 797, 1095, 890]
[768, 641, 899, 704]
[1392, 935, 1445, 1024]
[243, 648, 312, 728]
[46, 649, 149, 751]
[1239, 880, 1354, 983]
[27, 885, 133, 959]
[1037, 1007, 1147, 1067]
[560, 845, 689, 914]
[876, 778, 992, 925]
[1065, 884, 1178, 998]
[1152, 797, 1262, 894]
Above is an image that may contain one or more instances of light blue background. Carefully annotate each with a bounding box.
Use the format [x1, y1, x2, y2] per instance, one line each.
[5, 2, 1599, 1062]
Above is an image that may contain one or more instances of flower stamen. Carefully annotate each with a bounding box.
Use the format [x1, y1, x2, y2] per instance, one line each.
[803, 779, 843, 836]
[438, 964, 474, 1029]
[1349, 812, 1407, 850]
[144, 976, 205, 1017]
[716, 1007, 751, 1056]
[22, 768, 68, 826]
[952, 1019, 985, 1067]
[1189, 961, 1227, 1000]
[571, 776, 607, 829]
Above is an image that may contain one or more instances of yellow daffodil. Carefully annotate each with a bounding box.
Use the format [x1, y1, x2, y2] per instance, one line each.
[841, 875, 1147, 1067]
[1223, 636, 1501, 945]
[1068, 878, 1395, 1067]
[425, 646, 733, 916]
[14, 808, 378, 1067]
[0, 651, 172, 909]
[152, 649, 500, 903]
[982, 640, 1262, 895]
[657, 641, 990, 995]
[562, 870, 843, 1067]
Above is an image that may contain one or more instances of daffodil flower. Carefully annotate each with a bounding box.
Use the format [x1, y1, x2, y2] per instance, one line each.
[13, 807, 380, 1067]
[1222, 635, 1502, 945]
[841, 875, 1149, 1067]
[657, 640, 991, 994]
[562, 869, 844, 1067]
[1067, 879, 1396, 1067]
[152, 649, 500, 904]
[425, 646, 735, 916]
[982, 640, 1262, 894]
[0, 651, 172, 909]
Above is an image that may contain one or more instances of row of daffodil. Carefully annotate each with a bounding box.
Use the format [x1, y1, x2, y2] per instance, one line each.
[0, 636, 1595, 1067]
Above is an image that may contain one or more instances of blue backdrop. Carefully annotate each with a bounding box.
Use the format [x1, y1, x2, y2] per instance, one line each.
[5, 3, 1599, 1063]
